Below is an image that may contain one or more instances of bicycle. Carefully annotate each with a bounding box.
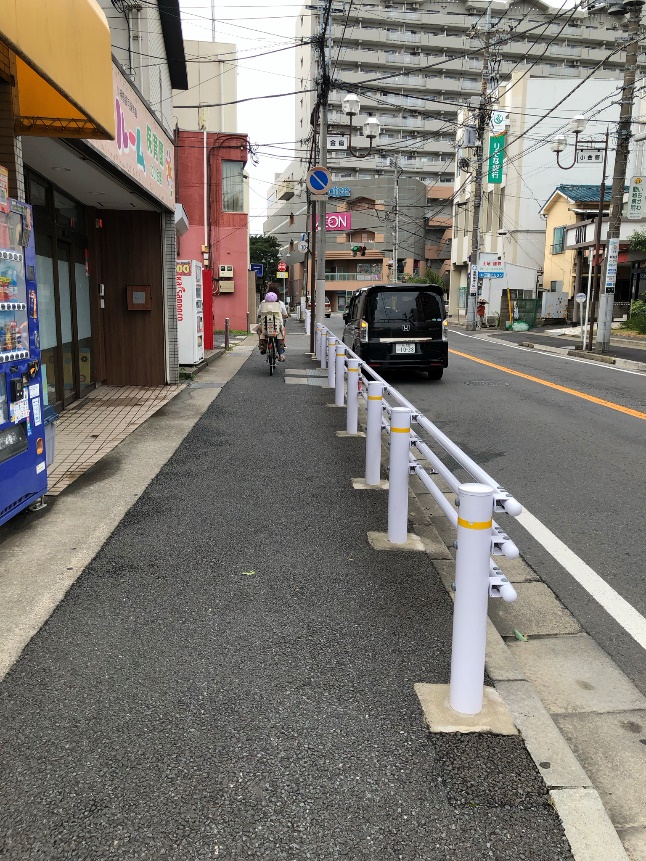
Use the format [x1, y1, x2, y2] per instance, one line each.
[266, 334, 278, 375]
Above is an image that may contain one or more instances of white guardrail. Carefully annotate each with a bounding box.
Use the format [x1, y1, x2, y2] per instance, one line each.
[314, 323, 522, 717]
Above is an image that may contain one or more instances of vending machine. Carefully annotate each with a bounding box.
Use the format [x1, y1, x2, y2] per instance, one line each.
[176, 260, 204, 365]
[0, 193, 48, 525]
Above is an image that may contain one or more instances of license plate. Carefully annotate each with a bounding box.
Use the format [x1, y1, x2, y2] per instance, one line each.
[395, 343, 415, 354]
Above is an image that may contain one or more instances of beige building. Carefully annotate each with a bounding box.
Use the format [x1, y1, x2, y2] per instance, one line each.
[172, 41, 238, 133]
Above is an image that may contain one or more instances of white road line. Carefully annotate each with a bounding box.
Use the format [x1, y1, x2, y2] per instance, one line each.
[449, 329, 646, 376]
[517, 508, 646, 651]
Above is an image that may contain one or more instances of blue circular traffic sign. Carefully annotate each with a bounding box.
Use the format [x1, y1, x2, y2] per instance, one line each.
[306, 166, 331, 194]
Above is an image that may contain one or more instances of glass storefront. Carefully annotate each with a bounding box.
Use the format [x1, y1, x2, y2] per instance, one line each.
[27, 172, 94, 410]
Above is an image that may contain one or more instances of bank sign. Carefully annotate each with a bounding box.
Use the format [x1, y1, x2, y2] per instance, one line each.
[487, 111, 507, 185]
[88, 64, 175, 210]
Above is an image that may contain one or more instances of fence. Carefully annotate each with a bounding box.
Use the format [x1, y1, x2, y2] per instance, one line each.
[314, 324, 523, 716]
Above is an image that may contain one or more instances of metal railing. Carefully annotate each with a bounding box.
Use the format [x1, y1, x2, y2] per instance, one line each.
[314, 324, 523, 717]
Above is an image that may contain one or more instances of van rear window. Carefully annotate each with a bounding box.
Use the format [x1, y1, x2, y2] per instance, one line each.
[365, 290, 443, 324]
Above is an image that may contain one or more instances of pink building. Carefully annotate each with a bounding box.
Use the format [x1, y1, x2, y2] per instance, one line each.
[176, 131, 250, 334]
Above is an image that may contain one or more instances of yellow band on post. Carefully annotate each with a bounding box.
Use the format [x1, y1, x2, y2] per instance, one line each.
[368, 395, 382, 401]
[457, 517, 492, 530]
[348, 368, 359, 372]
[390, 426, 410, 433]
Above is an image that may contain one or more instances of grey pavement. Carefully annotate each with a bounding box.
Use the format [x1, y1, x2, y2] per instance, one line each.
[0, 323, 573, 860]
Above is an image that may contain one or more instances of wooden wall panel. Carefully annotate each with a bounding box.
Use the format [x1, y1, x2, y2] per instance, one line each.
[98, 210, 165, 386]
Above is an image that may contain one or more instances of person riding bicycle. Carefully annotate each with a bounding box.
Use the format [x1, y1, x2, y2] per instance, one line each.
[256, 291, 286, 361]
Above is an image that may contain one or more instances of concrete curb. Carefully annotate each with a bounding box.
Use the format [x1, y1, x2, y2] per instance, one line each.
[519, 341, 646, 372]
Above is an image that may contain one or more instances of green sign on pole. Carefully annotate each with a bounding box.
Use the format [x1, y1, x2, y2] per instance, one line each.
[487, 133, 505, 184]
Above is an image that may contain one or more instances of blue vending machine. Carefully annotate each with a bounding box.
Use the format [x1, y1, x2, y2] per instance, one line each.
[0, 197, 48, 525]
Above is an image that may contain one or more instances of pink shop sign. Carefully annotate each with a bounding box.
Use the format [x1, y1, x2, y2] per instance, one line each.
[316, 212, 352, 231]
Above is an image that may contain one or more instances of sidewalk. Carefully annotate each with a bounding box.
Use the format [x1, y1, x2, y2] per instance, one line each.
[0, 324, 575, 859]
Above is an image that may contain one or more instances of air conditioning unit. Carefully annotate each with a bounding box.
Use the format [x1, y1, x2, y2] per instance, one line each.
[219, 264, 234, 279]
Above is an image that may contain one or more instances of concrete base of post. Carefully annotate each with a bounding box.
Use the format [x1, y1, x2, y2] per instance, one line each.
[352, 478, 389, 490]
[336, 430, 366, 438]
[414, 683, 518, 734]
[367, 530, 424, 551]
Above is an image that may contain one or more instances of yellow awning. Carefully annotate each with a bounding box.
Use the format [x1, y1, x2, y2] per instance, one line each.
[0, 0, 114, 139]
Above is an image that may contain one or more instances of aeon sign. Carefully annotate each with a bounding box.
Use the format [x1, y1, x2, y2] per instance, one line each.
[315, 212, 352, 231]
[326, 212, 351, 231]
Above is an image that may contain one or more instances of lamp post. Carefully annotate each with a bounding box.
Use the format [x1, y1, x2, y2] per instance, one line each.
[341, 94, 381, 158]
[551, 120, 610, 351]
[341, 93, 381, 284]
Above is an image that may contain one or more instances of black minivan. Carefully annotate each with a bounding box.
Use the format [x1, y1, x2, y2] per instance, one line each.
[342, 283, 448, 380]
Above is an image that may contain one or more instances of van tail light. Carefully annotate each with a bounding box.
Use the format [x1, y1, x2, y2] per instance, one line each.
[442, 318, 448, 341]
[359, 319, 369, 342]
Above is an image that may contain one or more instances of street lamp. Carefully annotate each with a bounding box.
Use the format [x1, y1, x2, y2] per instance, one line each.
[342, 93, 381, 158]
[551, 125, 610, 350]
[549, 116, 588, 169]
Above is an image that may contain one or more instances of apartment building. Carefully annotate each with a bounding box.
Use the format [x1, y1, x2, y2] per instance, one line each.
[295, 0, 630, 185]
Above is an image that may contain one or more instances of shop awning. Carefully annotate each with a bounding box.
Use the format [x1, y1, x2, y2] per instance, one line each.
[0, 0, 114, 139]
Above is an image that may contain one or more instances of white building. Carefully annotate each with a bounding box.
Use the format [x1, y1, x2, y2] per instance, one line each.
[173, 41, 238, 133]
[450, 74, 645, 317]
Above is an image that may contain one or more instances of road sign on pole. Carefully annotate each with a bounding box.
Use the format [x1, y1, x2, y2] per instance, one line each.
[306, 166, 331, 195]
[250, 263, 264, 278]
[278, 262, 287, 272]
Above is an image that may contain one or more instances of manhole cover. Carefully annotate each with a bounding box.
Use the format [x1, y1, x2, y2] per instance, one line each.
[465, 380, 510, 387]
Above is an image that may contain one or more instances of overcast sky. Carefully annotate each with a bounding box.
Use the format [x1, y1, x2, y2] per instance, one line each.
[178, 0, 303, 232]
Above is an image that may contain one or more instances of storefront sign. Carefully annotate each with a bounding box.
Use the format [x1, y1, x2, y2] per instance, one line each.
[628, 176, 645, 220]
[328, 186, 351, 199]
[88, 64, 175, 210]
[477, 252, 505, 279]
[327, 212, 351, 231]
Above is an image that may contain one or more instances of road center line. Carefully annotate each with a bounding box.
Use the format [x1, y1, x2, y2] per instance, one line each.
[449, 348, 646, 421]
[516, 508, 646, 651]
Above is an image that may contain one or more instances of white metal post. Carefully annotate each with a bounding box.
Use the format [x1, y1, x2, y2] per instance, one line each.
[305, 309, 311, 336]
[321, 329, 328, 369]
[335, 345, 346, 407]
[365, 381, 384, 485]
[346, 359, 360, 434]
[449, 482, 494, 715]
[327, 337, 336, 387]
[387, 407, 411, 544]
[314, 324, 320, 358]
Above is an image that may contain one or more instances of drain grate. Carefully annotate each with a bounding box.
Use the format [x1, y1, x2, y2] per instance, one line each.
[465, 380, 510, 387]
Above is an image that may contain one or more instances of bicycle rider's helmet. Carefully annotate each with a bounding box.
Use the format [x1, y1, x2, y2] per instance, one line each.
[265, 291, 278, 302]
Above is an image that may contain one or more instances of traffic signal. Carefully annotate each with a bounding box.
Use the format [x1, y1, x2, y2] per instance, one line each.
[352, 245, 359, 256]
[360, 245, 366, 256]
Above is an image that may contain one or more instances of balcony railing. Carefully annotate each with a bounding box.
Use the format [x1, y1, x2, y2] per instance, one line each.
[551, 242, 565, 255]
[325, 272, 383, 281]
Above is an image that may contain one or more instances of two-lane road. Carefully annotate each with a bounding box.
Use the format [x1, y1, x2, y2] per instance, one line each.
[327, 315, 646, 693]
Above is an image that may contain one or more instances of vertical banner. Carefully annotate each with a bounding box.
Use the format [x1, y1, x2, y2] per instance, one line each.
[487, 111, 507, 185]
[628, 176, 645, 220]
[604, 237, 619, 295]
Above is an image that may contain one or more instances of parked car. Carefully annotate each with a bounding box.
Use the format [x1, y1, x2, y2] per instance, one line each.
[306, 298, 332, 317]
[342, 283, 448, 380]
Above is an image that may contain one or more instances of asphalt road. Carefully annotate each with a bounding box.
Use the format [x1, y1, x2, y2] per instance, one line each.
[328, 314, 646, 695]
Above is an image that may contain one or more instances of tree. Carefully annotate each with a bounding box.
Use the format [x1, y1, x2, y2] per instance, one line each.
[401, 270, 446, 292]
[249, 234, 281, 290]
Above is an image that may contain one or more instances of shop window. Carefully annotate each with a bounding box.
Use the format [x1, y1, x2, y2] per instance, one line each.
[54, 190, 81, 230]
[222, 160, 244, 212]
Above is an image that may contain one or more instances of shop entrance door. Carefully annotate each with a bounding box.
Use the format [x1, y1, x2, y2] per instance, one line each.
[56, 241, 94, 406]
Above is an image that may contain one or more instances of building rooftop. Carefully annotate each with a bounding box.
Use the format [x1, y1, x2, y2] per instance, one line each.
[541, 184, 629, 214]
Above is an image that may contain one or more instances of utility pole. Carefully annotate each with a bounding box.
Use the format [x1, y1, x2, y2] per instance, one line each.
[313, 3, 332, 330]
[596, 3, 642, 352]
[466, 1, 492, 331]
[389, 156, 401, 282]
